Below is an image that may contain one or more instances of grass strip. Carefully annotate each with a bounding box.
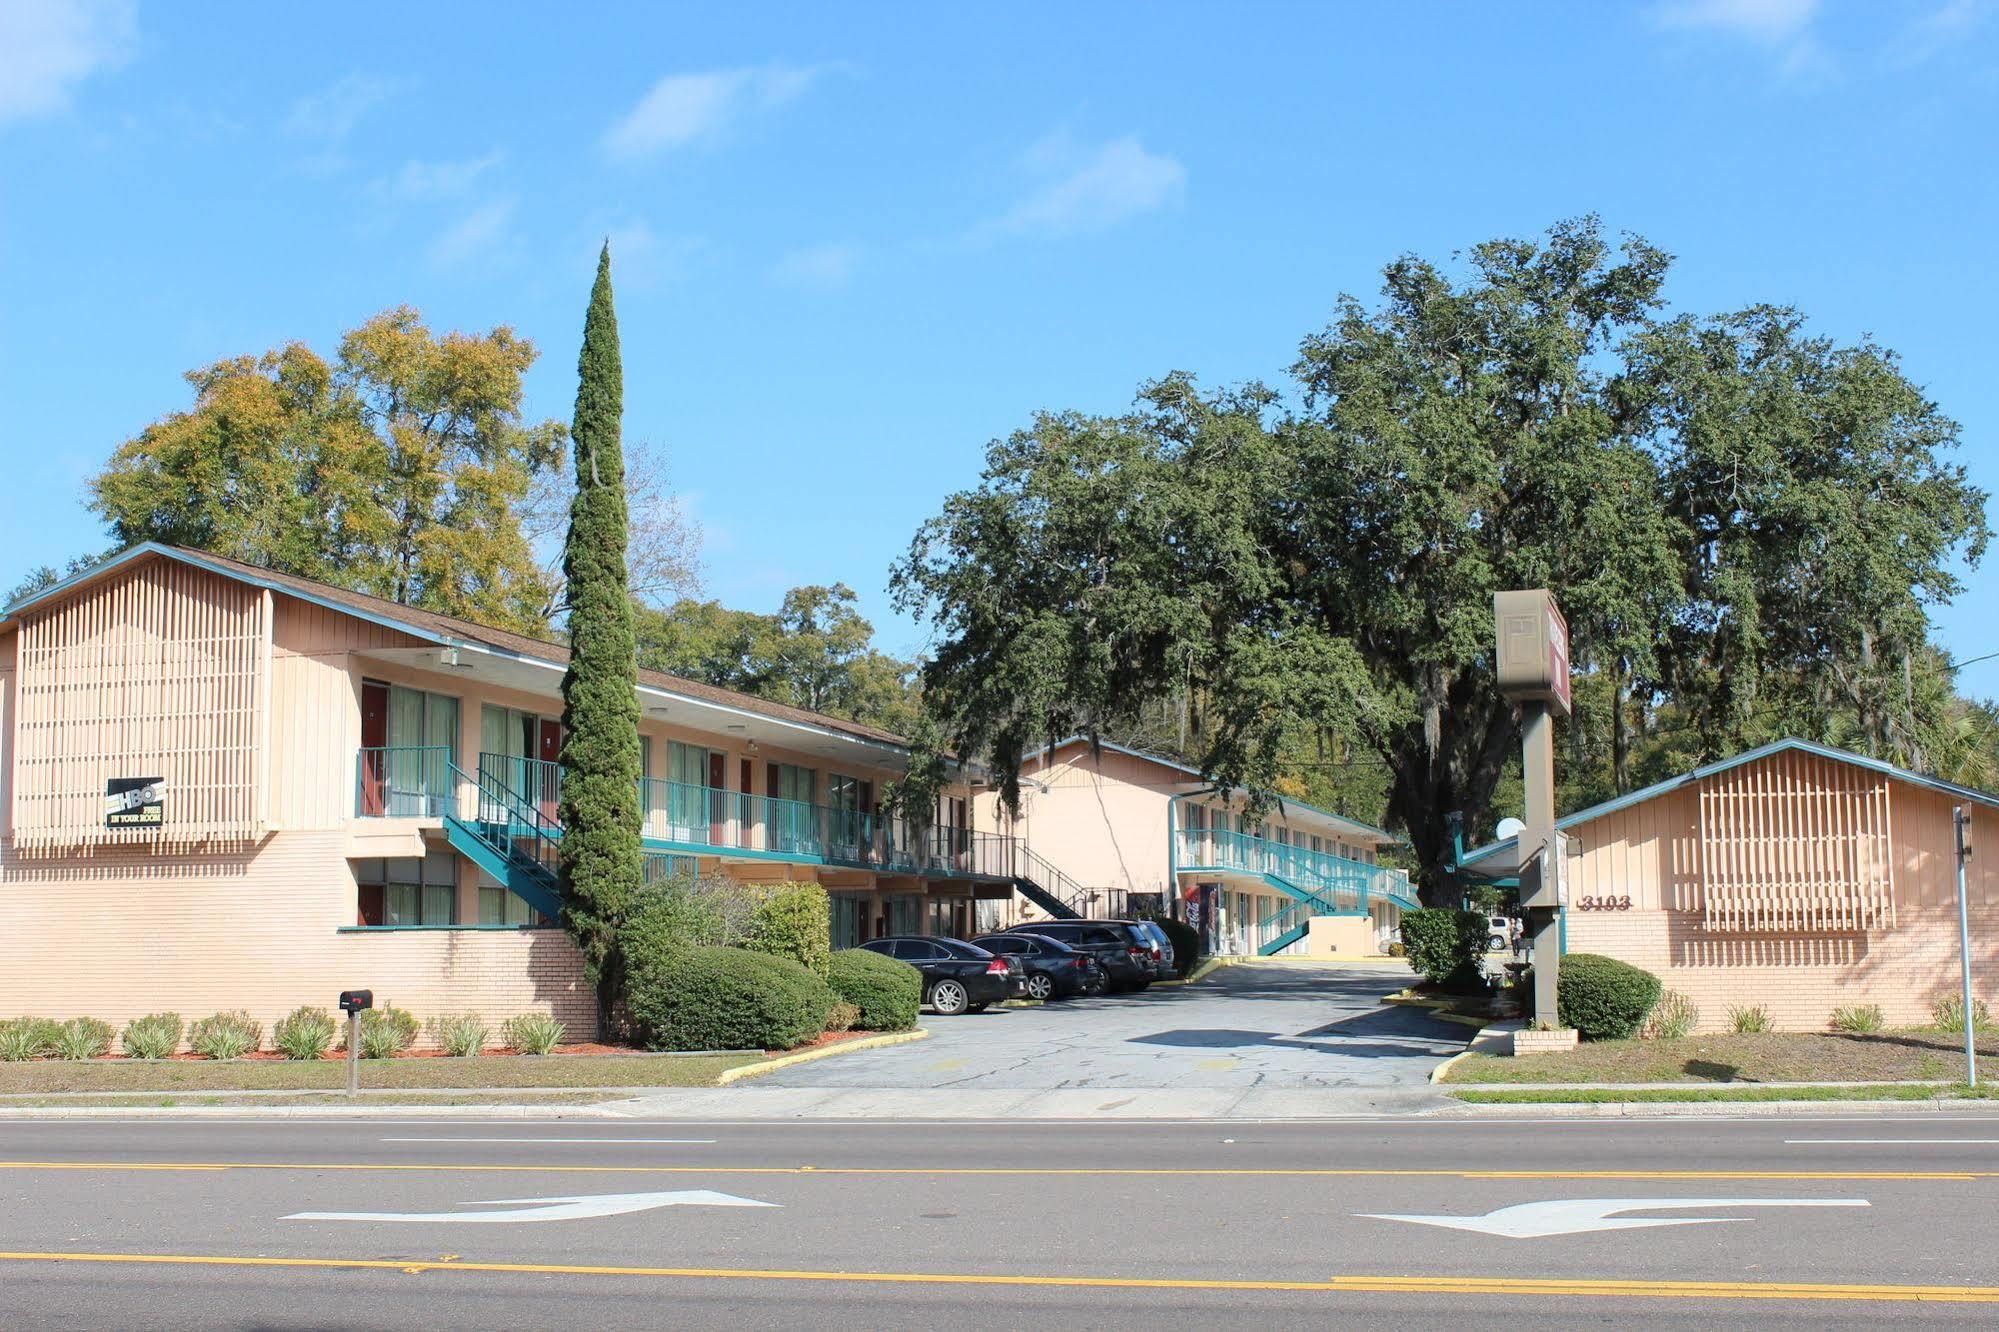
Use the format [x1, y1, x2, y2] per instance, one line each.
[0, 1053, 759, 1095]
[1452, 1083, 1999, 1104]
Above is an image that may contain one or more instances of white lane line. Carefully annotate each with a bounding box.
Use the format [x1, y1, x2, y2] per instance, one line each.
[380, 1137, 718, 1145]
[1785, 1138, 1999, 1145]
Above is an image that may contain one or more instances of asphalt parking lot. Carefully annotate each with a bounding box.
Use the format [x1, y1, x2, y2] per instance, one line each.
[758, 959, 1465, 1091]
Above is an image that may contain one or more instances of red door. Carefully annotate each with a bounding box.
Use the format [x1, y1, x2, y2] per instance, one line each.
[707, 751, 728, 846]
[359, 680, 389, 816]
[537, 719, 563, 820]
[741, 759, 754, 849]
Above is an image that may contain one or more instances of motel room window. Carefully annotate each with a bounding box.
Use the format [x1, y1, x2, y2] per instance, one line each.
[363, 684, 458, 816]
[767, 762, 818, 852]
[479, 877, 541, 928]
[829, 894, 865, 950]
[354, 851, 457, 926]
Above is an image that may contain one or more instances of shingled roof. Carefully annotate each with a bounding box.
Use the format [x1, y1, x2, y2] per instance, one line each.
[2, 543, 911, 750]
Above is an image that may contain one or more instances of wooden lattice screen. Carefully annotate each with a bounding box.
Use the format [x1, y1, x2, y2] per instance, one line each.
[10, 559, 268, 848]
[1696, 748, 1895, 932]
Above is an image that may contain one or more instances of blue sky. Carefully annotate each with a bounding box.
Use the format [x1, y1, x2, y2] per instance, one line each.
[3, 0, 1997, 692]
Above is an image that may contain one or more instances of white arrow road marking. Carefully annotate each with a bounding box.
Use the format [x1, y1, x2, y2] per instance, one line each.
[1361, 1197, 1869, 1239]
[286, 1190, 777, 1224]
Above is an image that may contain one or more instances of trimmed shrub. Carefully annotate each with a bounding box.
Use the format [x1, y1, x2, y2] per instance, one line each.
[1729, 1005, 1773, 1034]
[51, 1017, 114, 1061]
[742, 882, 832, 978]
[1830, 1004, 1884, 1035]
[1933, 995, 1992, 1033]
[1556, 954, 1662, 1041]
[1385, 941, 1406, 958]
[1150, 915, 1202, 978]
[826, 1001, 861, 1034]
[0, 1018, 59, 1061]
[347, 1006, 420, 1059]
[428, 1012, 488, 1057]
[828, 948, 921, 1031]
[501, 1012, 566, 1055]
[626, 944, 837, 1052]
[1400, 908, 1488, 986]
[188, 1011, 262, 1059]
[1645, 990, 1699, 1040]
[273, 1007, 336, 1060]
[121, 1012, 184, 1060]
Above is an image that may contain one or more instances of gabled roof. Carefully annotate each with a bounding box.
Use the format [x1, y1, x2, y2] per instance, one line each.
[1, 543, 911, 751]
[1459, 737, 1999, 871]
[1022, 733, 1399, 845]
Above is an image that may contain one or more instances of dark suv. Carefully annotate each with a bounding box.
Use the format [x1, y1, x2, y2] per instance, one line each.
[1001, 920, 1155, 992]
[859, 935, 1015, 1015]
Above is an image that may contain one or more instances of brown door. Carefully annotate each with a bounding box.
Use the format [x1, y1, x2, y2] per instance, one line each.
[708, 751, 728, 846]
[359, 680, 389, 816]
[537, 719, 563, 819]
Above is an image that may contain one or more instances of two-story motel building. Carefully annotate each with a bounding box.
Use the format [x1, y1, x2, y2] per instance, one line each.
[0, 545, 1030, 1040]
[981, 737, 1417, 956]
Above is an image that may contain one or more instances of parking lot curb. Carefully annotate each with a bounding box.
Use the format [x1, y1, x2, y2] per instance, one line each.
[1156, 956, 1236, 986]
[715, 1028, 931, 1085]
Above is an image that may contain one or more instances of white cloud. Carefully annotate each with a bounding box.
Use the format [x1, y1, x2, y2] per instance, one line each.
[771, 241, 860, 289]
[370, 151, 503, 203]
[579, 217, 709, 287]
[0, 0, 136, 129]
[989, 134, 1187, 238]
[1653, 0, 1819, 40]
[428, 197, 516, 267]
[283, 72, 393, 141]
[603, 63, 820, 160]
[1894, 0, 1987, 66]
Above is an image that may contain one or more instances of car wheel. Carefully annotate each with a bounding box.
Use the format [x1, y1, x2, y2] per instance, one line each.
[1025, 973, 1056, 1002]
[930, 979, 970, 1016]
[1132, 980, 1152, 992]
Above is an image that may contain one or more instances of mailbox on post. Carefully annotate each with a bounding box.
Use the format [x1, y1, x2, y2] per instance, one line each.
[338, 990, 373, 1096]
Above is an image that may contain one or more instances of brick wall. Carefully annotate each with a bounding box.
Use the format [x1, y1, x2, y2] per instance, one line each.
[1567, 900, 1999, 1032]
[0, 831, 594, 1047]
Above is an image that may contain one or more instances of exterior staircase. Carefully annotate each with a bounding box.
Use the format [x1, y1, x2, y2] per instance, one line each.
[441, 760, 563, 919]
[1008, 845, 1091, 920]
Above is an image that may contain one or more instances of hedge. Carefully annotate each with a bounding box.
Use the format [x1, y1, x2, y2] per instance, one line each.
[1149, 915, 1201, 978]
[627, 944, 838, 1051]
[1557, 952, 1663, 1040]
[828, 948, 921, 1031]
[1400, 908, 1487, 985]
[742, 882, 832, 978]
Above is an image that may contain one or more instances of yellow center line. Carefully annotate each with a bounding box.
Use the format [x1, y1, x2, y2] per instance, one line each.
[0, 1160, 1984, 1181]
[0, 1251, 1996, 1303]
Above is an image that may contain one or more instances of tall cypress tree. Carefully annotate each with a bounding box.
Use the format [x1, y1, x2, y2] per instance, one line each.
[557, 244, 643, 1020]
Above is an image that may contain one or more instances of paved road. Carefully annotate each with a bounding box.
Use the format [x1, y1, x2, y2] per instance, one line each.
[759, 959, 1464, 1091]
[3, 1114, 1999, 1326]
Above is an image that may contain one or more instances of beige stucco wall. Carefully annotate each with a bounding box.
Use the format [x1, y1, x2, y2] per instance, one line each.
[992, 746, 1179, 895]
[1565, 762, 1999, 1031]
[1303, 914, 1377, 957]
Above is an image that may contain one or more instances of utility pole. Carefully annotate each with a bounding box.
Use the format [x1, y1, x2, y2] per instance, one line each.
[1955, 805, 1977, 1087]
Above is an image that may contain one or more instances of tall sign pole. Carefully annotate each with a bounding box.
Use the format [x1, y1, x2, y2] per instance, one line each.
[1495, 590, 1572, 1031]
[1954, 806, 1977, 1088]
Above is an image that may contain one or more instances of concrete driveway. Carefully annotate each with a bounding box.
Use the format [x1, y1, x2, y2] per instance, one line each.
[759, 959, 1466, 1092]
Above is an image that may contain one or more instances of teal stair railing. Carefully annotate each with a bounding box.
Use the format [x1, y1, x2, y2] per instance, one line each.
[444, 759, 562, 920]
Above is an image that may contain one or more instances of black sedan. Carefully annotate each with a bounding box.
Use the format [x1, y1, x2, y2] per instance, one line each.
[859, 935, 1015, 1015]
[973, 932, 1104, 1001]
[1001, 920, 1155, 992]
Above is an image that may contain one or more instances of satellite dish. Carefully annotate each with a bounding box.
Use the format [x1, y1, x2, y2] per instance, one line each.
[1496, 817, 1527, 841]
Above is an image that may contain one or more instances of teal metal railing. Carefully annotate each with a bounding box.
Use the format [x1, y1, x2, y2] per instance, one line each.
[451, 759, 561, 891]
[356, 745, 455, 818]
[1172, 824, 1412, 911]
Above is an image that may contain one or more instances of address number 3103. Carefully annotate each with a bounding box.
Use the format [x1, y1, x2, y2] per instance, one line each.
[1575, 895, 1632, 911]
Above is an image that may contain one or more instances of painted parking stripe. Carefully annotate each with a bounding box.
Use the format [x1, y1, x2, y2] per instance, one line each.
[1, 1251, 1998, 1303]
